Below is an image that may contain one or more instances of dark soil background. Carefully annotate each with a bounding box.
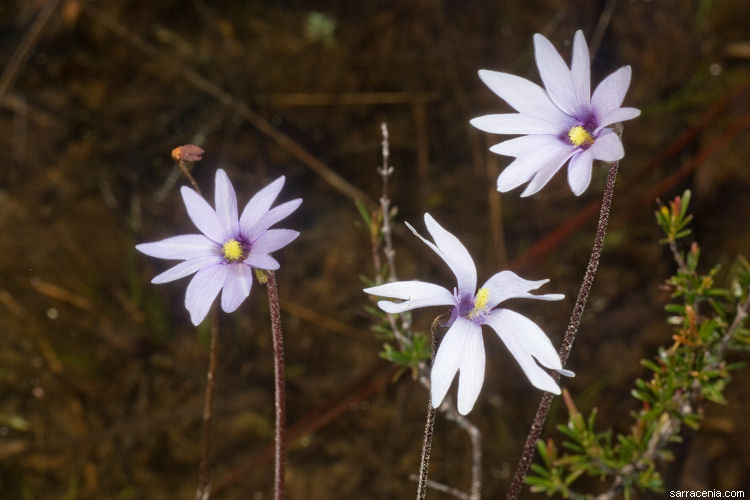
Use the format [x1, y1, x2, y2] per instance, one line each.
[1, 1, 750, 498]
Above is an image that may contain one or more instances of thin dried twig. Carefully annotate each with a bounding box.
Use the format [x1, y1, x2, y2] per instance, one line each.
[265, 271, 287, 500]
[196, 308, 220, 500]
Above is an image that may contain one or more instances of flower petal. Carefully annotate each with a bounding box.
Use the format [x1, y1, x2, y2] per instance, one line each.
[591, 66, 632, 120]
[456, 324, 486, 415]
[250, 229, 299, 254]
[570, 30, 591, 115]
[489, 134, 563, 157]
[406, 214, 477, 297]
[534, 33, 577, 116]
[221, 263, 253, 313]
[519, 148, 577, 197]
[184, 264, 229, 326]
[365, 281, 454, 314]
[594, 107, 641, 132]
[477, 69, 566, 120]
[497, 139, 574, 192]
[482, 270, 564, 310]
[181, 186, 226, 243]
[214, 169, 239, 237]
[484, 309, 562, 394]
[567, 150, 594, 196]
[239, 176, 286, 236]
[590, 131, 624, 161]
[136, 234, 217, 260]
[245, 199, 302, 242]
[151, 255, 222, 284]
[470, 113, 568, 136]
[431, 318, 477, 408]
[244, 252, 280, 270]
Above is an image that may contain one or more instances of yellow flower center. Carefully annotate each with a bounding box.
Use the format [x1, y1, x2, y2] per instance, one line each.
[467, 287, 490, 319]
[568, 125, 594, 147]
[222, 239, 244, 262]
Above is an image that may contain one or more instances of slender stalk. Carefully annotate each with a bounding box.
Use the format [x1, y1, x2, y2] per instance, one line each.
[416, 313, 448, 499]
[507, 159, 620, 499]
[196, 307, 220, 500]
[266, 271, 287, 500]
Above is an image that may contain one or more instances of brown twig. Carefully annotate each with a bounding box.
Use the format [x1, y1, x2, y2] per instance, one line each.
[196, 307, 220, 500]
[265, 271, 287, 500]
[81, 1, 369, 205]
[507, 157, 620, 499]
[0, 0, 61, 102]
[410, 475, 471, 500]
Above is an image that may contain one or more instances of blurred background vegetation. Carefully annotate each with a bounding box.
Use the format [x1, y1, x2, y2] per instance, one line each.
[1, 0, 749, 498]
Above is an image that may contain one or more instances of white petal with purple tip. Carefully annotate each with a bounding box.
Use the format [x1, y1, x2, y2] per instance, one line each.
[520, 148, 577, 197]
[477, 70, 566, 120]
[591, 66, 632, 119]
[594, 107, 641, 132]
[251, 229, 299, 254]
[489, 134, 563, 158]
[239, 176, 285, 235]
[136, 234, 217, 260]
[214, 169, 239, 237]
[221, 263, 253, 312]
[245, 252, 280, 270]
[364, 280, 453, 302]
[497, 139, 574, 192]
[482, 270, 564, 310]
[181, 186, 226, 243]
[570, 30, 591, 115]
[185, 264, 230, 326]
[151, 255, 222, 284]
[589, 131, 624, 162]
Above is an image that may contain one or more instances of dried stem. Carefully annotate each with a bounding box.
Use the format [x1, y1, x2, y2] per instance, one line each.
[265, 271, 287, 500]
[410, 475, 471, 500]
[507, 158, 620, 499]
[196, 307, 220, 500]
[416, 313, 449, 499]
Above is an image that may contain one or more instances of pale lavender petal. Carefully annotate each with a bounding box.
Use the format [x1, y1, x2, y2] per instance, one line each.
[481, 270, 564, 311]
[238, 176, 286, 236]
[470, 113, 569, 136]
[364, 280, 453, 301]
[477, 69, 567, 120]
[184, 264, 229, 326]
[181, 186, 226, 243]
[489, 134, 562, 157]
[151, 255, 222, 284]
[567, 150, 594, 196]
[221, 263, 253, 313]
[520, 149, 577, 197]
[456, 325, 486, 415]
[594, 107, 641, 132]
[408, 214, 477, 297]
[431, 318, 476, 409]
[591, 66, 632, 119]
[136, 234, 217, 260]
[244, 252, 280, 270]
[245, 198, 302, 242]
[214, 169, 239, 237]
[589, 131, 624, 161]
[250, 229, 299, 254]
[497, 140, 574, 192]
[570, 30, 591, 114]
[534, 33, 577, 116]
[484, 309, 562, 394]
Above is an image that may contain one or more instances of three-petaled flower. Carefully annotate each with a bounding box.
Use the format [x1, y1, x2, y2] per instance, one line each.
[137, 169, 301, 325]
[364, 214, 573, 415]
[471, 30, 640, 196]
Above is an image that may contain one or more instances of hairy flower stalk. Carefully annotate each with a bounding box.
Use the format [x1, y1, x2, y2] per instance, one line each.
[471, 30, 639, 196]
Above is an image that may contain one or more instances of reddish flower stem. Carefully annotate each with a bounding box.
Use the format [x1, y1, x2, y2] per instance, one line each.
[266, 271, 287, 500]
[196, 307, 220, 500]
[506, 159, 619, 499]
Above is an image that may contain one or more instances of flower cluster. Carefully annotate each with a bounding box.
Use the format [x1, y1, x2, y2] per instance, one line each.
[471, 30, 640, 196]
[365, 214, 573, 415]
[137, 169, 301, 325]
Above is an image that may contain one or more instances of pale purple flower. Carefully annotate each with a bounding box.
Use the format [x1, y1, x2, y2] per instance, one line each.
[136, 169, 301, 326]
[364, 214, 573, 415]
[471, 30, 640, 196]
